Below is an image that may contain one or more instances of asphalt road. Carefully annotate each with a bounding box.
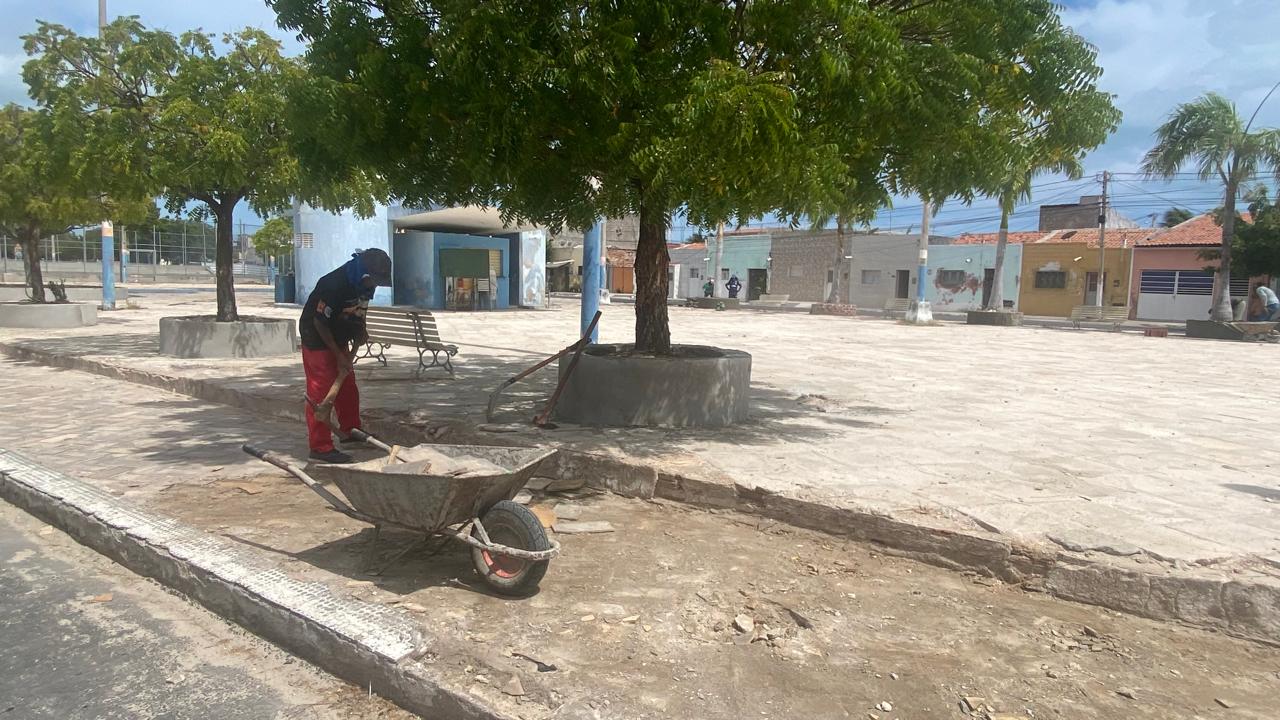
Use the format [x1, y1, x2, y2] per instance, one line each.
[0, 501, 413, 720]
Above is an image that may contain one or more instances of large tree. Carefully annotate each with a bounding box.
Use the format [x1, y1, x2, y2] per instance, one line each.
[0, 104, 106, 302]
[1142, 92, 1280, 321]
[273, 0, 1116, 352]
[23, 19, 379, 321]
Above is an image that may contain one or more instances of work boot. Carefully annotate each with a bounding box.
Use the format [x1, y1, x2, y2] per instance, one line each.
[309, 448, 354, 464]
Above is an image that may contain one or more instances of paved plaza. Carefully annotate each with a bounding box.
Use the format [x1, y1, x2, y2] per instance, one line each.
[1, 287, 1277, 575]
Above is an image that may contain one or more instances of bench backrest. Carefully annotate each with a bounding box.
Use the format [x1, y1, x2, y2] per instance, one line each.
[1071, 305, 1129, 322]
[758, 293, 790, 303]
[364, 306, 446, 346]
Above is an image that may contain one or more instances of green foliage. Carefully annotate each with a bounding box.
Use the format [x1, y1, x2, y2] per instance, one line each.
[1142, 92, 1280, 319]
[23, 19, 381, 319]
[252, 216, 295, 259]
[1161, 208, 1194, 227]
[0, 103, 106, 301]
[272, 0, 1118, 350]
[1233, 186, 1280, 278]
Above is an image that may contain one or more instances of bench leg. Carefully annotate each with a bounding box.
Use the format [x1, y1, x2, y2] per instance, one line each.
[354, 341, 388, 367]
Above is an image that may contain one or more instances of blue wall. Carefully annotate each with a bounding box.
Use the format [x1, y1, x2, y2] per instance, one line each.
[392, 231, 435, 307]
[925, 243, 1022, 311]
[294, 203, 405, 307]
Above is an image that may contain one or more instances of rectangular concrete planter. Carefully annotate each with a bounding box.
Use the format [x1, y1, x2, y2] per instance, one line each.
[966, 310, 1023, 326]
[1186, 319, 1278, 341]
[159, 316, 297, 358]
[0, 284, 128, 303]
[810, 303, 858, 317]
[0, 301, 98, 328]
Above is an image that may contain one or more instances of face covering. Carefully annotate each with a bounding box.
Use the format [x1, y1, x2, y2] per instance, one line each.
[343, 253, 376, 297]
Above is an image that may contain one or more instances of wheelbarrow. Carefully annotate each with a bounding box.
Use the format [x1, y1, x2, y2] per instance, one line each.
[242, 439, 560, 595]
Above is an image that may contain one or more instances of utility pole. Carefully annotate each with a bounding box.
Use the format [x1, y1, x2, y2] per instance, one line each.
[1096, 171, 1109, 308]
[906, 198, 933, 324]
[98, 0, 116, 309]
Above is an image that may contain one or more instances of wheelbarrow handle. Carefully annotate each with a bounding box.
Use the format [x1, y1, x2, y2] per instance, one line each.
[240, 443, 363, 520]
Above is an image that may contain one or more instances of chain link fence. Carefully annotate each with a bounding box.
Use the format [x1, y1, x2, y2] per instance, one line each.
[1, 221, 294, 285]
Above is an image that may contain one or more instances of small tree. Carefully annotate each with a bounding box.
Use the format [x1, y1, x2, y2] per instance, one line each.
[1231, 186, 1280, 280]
[1141, 93, 1280, 321]
[0, 104, 100, 302]
[24, 19, 378, 321]
[252, 216, 294, 265]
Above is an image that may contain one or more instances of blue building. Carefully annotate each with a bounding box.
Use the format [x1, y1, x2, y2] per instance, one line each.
[292, 204, 547, 311]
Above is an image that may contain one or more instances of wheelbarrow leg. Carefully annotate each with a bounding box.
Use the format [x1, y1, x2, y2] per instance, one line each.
[361, 525, 382, 572]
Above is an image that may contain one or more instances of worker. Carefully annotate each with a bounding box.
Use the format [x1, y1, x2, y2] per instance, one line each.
[702, 279, 714, 297]
[726, 274, 742, 299]
[1258, 285, 1280, 321]
[299, 248, 392, 464]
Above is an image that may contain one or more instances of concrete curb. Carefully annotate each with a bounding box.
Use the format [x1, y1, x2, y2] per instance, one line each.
[3, 339, 1277, 645]
[0, 449, 512, 720]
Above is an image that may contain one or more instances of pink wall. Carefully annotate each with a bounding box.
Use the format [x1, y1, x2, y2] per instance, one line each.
[1128, 246, 1216, 314]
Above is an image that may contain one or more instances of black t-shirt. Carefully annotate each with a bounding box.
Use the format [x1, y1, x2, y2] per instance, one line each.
[299, 266, 372, 351]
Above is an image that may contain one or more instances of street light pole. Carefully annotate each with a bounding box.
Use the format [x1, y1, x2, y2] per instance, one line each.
[98, 0, 116, 309]
[1096, 171, 1109, 308]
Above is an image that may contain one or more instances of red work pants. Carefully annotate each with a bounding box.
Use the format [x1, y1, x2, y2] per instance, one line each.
[302, 347, 361, 452]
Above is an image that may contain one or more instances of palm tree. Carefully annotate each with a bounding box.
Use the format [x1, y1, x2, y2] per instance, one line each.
[983, 154, 1084, 311]
[1141, 91, 1280, 321]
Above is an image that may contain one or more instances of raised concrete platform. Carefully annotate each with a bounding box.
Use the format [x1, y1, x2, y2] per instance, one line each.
[554, 344, 752, 427]
[1186, 318, 1279, 341]
[159, 315, 296, 358]
[0, 301, 97, 328]
[967, 310, 1024, 326]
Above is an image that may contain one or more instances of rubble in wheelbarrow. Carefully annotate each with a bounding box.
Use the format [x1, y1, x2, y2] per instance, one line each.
[380, 446, 506, 478]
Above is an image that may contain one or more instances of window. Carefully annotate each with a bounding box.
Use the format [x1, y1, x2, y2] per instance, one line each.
[1034, 271, 1066, 289]
[294, 232, 314, 249]
[1140, 270, 1175, 294]
[827, 269, 835, 283]
[789, 266, 804, 278]
[488, 249, 503, 278]
[1230, 276, 1251, 297]
[721, 268, 730, 281]
[861, 269, 881, 285]
[690, 267, 700, 279]
[1175, 271, 1213, 295]
[938, 269, 966, 286]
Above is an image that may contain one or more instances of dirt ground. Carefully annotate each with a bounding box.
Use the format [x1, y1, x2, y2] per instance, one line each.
[148, 468, 1280, 720]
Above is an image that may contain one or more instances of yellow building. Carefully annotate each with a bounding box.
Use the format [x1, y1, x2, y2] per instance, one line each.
[954, 228, 1158, 318]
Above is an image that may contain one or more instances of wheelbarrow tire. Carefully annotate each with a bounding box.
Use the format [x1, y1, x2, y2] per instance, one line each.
[471, 501, 550, 596]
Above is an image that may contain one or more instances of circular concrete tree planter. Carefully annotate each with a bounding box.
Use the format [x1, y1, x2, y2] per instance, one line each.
[966, 310, 1023, 326]
[158, 316, 297, 358]
[554, 344, 751, 428]
[0, 301, 98, 328]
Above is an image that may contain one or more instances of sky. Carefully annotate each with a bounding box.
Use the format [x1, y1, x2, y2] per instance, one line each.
[2, 0, 1279, 233]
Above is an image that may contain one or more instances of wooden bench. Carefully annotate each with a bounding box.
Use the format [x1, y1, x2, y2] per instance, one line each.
[883, 298, 912, 316]
[356, 306, 458, 376]
[1069, 305, 1130, 331]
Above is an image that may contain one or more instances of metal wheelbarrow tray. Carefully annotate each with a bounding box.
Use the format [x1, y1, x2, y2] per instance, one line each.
[243, 440, 561, 595]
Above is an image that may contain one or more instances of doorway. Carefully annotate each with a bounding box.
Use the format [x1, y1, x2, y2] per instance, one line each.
[1085, 271, 1105, 306]
[895, 269, 911, 299]
[981, 268, 995, 308]
[748, 269, 768, 301]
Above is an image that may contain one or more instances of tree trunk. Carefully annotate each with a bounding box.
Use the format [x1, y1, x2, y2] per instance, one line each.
[634, 204, 671, 354]
[213, 201, 240, 321]
[713, 222, 725, 298]
[986, 208, 1009, 311]
[827, 221, 845, 304]
[20, 225, 46, 304]
[1212, 182, 1237, 322]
